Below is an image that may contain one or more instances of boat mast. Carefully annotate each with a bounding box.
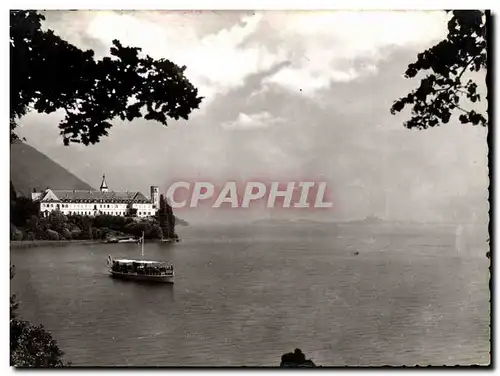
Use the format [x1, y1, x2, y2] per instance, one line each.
[141, 231, 144, 259]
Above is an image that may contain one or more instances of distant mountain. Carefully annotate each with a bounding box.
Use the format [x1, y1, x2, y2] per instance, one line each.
[251, 218, 330, 225]
[345, 215, 385, 225]
[10, 141, 94, 197]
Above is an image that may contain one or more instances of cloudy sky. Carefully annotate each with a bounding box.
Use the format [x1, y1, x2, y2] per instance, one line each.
[16, 10, 489, 224]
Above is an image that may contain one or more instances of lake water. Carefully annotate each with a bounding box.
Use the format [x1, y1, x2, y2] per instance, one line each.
[10, 223, 490, 366]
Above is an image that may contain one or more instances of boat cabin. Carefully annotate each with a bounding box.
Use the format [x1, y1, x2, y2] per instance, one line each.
[111, 259, 173, 276]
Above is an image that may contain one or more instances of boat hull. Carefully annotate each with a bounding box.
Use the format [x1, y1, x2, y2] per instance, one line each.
[110, 271, 174, 283]
[160, 238, 176, 243]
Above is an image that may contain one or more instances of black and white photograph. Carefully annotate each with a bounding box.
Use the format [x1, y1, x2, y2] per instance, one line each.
[8, 7, 491, 368]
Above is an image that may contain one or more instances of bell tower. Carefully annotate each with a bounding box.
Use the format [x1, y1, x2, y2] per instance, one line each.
[150, 186, 159, 208]
[100, 174, 109, 192]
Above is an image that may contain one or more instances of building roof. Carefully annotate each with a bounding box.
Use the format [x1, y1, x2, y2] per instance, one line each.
[41, 189, 150, 203]
[100, 174, 108, 190]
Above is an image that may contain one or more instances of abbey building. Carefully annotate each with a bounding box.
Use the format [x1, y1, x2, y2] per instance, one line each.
[31, 175, 160, 218]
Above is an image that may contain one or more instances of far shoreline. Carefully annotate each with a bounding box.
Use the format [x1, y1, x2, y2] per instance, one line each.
[10, 238, 179, 249]
[10, 239, 103, 249]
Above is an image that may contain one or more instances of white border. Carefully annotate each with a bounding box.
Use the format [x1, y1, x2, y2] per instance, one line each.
[1, 0, 498, 10]
[2, 1, 497, 375]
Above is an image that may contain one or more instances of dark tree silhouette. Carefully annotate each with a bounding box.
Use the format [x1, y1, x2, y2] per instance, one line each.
[10, 10, 203, 145]
[11, 196, 39, 227]
[158, 194, 177, 240]
[390, 11, 488, 129]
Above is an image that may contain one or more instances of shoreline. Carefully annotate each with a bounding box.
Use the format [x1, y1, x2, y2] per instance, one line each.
[10, 238, 179, 249]
[10, 240, 102, 249]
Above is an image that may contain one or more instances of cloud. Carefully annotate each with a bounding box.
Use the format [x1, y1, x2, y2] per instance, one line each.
[82, 11, 286, 103]
[42, 10, 449, 101]
[243, 11, 450, 95]
[221, 112, 284, 130]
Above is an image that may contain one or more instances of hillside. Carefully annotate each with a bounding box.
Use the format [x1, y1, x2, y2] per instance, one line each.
[10, 141, 189, 226]
[10, 142, 94, 197]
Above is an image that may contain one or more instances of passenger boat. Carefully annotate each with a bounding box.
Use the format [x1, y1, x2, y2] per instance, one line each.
[106, 232, 174, 283]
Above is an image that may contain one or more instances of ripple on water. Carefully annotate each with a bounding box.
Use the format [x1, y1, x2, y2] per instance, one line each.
[10, 224, 490, 366]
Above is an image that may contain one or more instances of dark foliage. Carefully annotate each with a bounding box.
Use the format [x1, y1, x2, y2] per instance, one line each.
[390, 11, 487, 129]
[280, 348, 317, 368]
[11, 196, 39, 227]
[10, 265, 70, 367]
[10, 10, 203, 145]
[11, 181, 17, 201]
[10, 209, 165, 241]
[158, 194, 177, 239]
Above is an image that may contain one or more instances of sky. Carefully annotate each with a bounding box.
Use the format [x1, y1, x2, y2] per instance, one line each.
[15, 10, 489, 224]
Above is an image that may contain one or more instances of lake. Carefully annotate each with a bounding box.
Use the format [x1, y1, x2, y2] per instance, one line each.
[10, 223, 490, 366]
